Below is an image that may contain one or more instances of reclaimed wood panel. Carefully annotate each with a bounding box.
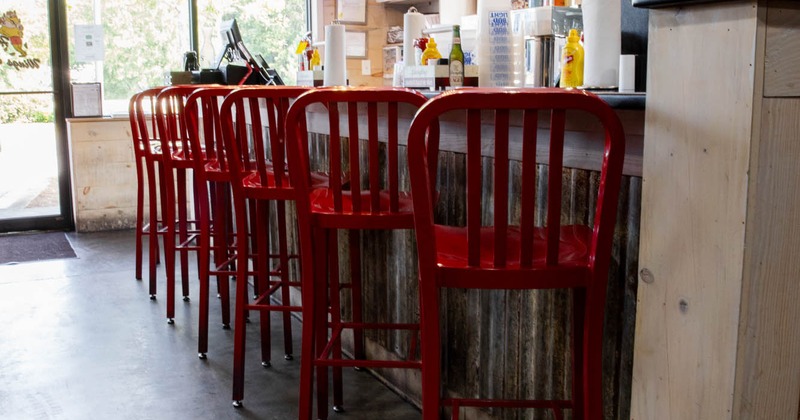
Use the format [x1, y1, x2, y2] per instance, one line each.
[764, 1, 800, 97]
[632, 2, 759, 419]
[732, 98, 800, 419]
[67, 118, 139, 232]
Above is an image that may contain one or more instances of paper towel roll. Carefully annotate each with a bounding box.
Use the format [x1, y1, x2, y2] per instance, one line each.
[440, 0, 477, 26]
[403, 7, 426, 66]
[619, 54, 635, 92]
[323, 24, 347, 86]
[582, 0, 621, 88]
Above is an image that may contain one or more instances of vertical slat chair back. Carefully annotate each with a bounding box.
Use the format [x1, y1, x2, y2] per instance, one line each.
[285, 87, 432, 228]
[409, 88, 625, 274]
[183, 86, 239, 175]
[219, 86, 311, 197]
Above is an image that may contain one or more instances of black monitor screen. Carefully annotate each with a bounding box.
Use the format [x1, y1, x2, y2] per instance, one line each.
[214, 18, 284, 85]
[215, 19, 243, 68]
[220, 19, 243, 50]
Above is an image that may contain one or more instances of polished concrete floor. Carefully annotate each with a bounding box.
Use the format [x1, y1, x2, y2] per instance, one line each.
[0, 230, 421, 420]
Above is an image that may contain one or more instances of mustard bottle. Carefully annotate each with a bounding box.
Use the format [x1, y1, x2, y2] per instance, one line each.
[559, 29, 584, 88]
[310, 48, 321, 69]
[420, 37, 442, 66]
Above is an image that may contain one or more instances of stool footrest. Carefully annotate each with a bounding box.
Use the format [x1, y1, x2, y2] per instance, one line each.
[443, 397, 571, 419]
[317, 323, 421, 367]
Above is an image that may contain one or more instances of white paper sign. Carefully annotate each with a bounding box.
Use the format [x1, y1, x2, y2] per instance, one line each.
[71, 82, 103, 117]
[74, 25, 105, 62]
[403, 65, 435, 89]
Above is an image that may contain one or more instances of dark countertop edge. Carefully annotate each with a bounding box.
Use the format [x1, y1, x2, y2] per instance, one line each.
[632, 0, 736, 9]
[420, 90, 646, 111]
[596, 92, 646, 110]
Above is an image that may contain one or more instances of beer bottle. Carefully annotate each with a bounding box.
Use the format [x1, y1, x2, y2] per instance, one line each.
[449, 25, 464, 88]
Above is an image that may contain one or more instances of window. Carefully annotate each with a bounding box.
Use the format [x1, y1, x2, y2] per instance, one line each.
[197, 0, 308, 87]
[67, 0, 308, 115]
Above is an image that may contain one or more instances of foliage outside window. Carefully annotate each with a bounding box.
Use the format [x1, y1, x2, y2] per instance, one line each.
[0, 2, 55, 123]
[198, 0, 307, 87]
[68, 0, 307, 115]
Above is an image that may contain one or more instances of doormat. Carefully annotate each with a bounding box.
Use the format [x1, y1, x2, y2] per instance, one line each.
[0, 232, 77, 264]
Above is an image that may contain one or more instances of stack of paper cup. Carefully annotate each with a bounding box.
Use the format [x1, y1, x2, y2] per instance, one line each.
[323, 23, 347, 86]
[476, 0, 513, 87]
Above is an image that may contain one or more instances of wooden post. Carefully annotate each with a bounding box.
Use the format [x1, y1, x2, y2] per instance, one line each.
[632, 1, 800, 418]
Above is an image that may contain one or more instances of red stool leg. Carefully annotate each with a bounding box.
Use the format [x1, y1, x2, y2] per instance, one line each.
[297, 224, 319, 420]
[277, 201, 294, 360]
[585, 288, 604, 420]
[315, 228, 333, 420]
[217, 182, 232, 328]
[256, 200, 273, 366]
[420, 280, 442, 420]
[197, 198, 212, 358]
[162, 166, 177, 323]
[231, 195, 251, 407]
[134, 157, 145, 281]
[329, 231, 344, 412]
[176, 168, 190, 301]
[146, 159, 161, 298]
[348, 230, 365, 361]
[572, 288, 586, 420]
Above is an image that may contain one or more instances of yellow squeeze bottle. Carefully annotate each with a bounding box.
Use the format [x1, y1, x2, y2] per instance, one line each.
[559, 29, 584, 88]
[420, 37, 442, 65]
[310, 48, 321, 69]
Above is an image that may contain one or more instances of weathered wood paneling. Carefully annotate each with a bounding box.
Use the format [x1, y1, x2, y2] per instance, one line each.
[67, 118, 139, 232]
[299, 133, 640, 420]
[632, 3, 759, 418]
[733, 98, 800, 419]
[764, 1, 800, 97]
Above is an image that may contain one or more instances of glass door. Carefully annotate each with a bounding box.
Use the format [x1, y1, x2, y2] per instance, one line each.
[0, 1, 72, 232]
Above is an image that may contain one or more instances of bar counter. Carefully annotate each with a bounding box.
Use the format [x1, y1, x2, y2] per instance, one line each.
[293, 92, 644, 419]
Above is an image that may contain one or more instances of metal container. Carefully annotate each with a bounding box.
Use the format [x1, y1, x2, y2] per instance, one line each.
[527, 36, 554, 87]
[513, 6, 581, 87]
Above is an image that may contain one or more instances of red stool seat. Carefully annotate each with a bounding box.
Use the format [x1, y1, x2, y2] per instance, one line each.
[309, 188, 414, 215]
[434, 224, 592, 269]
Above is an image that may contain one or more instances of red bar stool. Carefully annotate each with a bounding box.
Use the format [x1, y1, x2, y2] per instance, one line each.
[285, 87, 432, 420]
[154, 85, 207, 323]
[218, 86, 311, 407]
[407, 88, 626, 420]
[181, 86, 241, 358]
[129, 87, 168, 299]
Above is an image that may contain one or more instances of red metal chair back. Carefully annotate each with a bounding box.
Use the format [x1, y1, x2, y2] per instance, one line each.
[131, 87, 166, 161]
[183, 86, 239, 176]
[219, 86, 311, 198]
[285, 87, 434, 229]
[155, 85, 205, 166]
[407, 87, 626, 420]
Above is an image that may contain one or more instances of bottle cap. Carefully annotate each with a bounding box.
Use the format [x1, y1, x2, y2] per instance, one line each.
[568, 29, 580, 43]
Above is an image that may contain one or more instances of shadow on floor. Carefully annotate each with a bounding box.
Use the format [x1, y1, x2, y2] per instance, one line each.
[0, 229, 421, 420]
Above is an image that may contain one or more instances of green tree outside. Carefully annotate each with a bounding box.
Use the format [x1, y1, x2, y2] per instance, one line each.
[0, 1, 55, 123]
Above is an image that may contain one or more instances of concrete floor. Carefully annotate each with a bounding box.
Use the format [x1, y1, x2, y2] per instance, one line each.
[0, 230, 421, 420]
